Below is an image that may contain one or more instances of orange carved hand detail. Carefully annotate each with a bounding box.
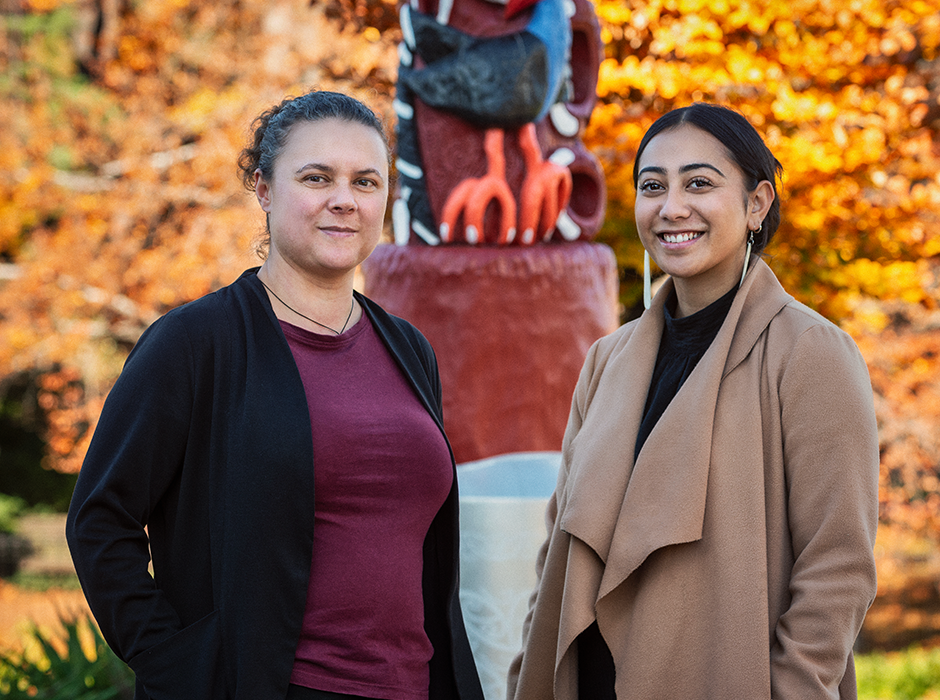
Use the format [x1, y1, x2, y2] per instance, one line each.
[517, 122, 573, 245]
[440, 128, 517, 245]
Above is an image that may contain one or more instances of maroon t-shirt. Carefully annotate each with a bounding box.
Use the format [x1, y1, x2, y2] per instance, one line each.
[281, 313, 453, 700]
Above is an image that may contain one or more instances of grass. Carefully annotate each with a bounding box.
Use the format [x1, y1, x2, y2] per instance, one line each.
[857, 646, 940, 700]
[8, 571, 82, 592]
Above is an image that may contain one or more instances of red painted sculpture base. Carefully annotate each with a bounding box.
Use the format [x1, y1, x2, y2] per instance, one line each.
[361, 242, 619, 464]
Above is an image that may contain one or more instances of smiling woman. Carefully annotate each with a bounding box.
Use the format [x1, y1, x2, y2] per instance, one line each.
[252, 118, 389, 333]
[508, 104, 880, 700]
[66, 90, 484, 700]
[632, 108, 779, 318]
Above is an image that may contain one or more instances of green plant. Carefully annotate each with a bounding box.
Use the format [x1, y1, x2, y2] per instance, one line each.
[0, 494, 26, 535]
[857, 646, 940, 700]
[0, 614, 134, 699]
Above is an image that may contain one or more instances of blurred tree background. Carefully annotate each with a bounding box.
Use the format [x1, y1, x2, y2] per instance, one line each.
[1, 0, 939, 652]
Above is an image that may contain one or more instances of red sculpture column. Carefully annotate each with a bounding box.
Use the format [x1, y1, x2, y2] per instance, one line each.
[369, 0, 617, 463]
[362, 241, 618, 464]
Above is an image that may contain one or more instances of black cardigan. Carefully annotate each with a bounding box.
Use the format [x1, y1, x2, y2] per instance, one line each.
[66, 269, 484, 700]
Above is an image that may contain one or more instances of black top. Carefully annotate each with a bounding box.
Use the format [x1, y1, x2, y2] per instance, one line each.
[579, 284, 740, 696]
[634, 285, 738, 462]
[66, 269, 484, 700]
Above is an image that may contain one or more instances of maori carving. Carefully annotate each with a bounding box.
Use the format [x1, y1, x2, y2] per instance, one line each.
[393, 0, 606, 246]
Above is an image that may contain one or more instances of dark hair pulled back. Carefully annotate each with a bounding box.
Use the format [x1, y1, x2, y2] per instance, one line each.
[632, 103, 783, 255]
[238, 90, 389, 193]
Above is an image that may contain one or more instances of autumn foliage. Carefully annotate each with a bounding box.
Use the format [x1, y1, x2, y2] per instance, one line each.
[588, 0, 940, 322]
[0, 0, 939, 550]
[0, 0, 402, 472]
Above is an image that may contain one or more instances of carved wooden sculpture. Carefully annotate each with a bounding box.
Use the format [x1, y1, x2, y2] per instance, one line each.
[393, 0, 606, 246]
[363, 0, 617, 463]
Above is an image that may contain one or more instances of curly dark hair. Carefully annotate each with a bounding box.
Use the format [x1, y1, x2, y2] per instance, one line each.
[238, 89, 389, 191]
[237, 90, 389, 257]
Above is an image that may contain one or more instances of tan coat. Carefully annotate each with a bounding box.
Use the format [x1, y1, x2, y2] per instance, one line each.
[507, 259, 879, 700]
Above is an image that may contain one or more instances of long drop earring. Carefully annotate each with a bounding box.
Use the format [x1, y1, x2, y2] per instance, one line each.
[643, 250, 652, 310]
[739, 227, 757, 288]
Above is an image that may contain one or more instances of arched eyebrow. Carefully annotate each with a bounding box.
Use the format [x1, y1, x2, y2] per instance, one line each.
[296, 162, 331, 174]
[638, 163, 726, 177]
[681, 162, 725, 176]
[296, 162, 385, 181]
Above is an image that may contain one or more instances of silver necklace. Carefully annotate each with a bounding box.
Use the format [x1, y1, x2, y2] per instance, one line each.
[259, 278, 354, 335]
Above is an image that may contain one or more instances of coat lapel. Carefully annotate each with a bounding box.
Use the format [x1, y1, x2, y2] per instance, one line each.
[597, 288, 736, 599]
[558, 291, 662, 564]
[560, 259, 794, 603]
[723, 260, 793, 378]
